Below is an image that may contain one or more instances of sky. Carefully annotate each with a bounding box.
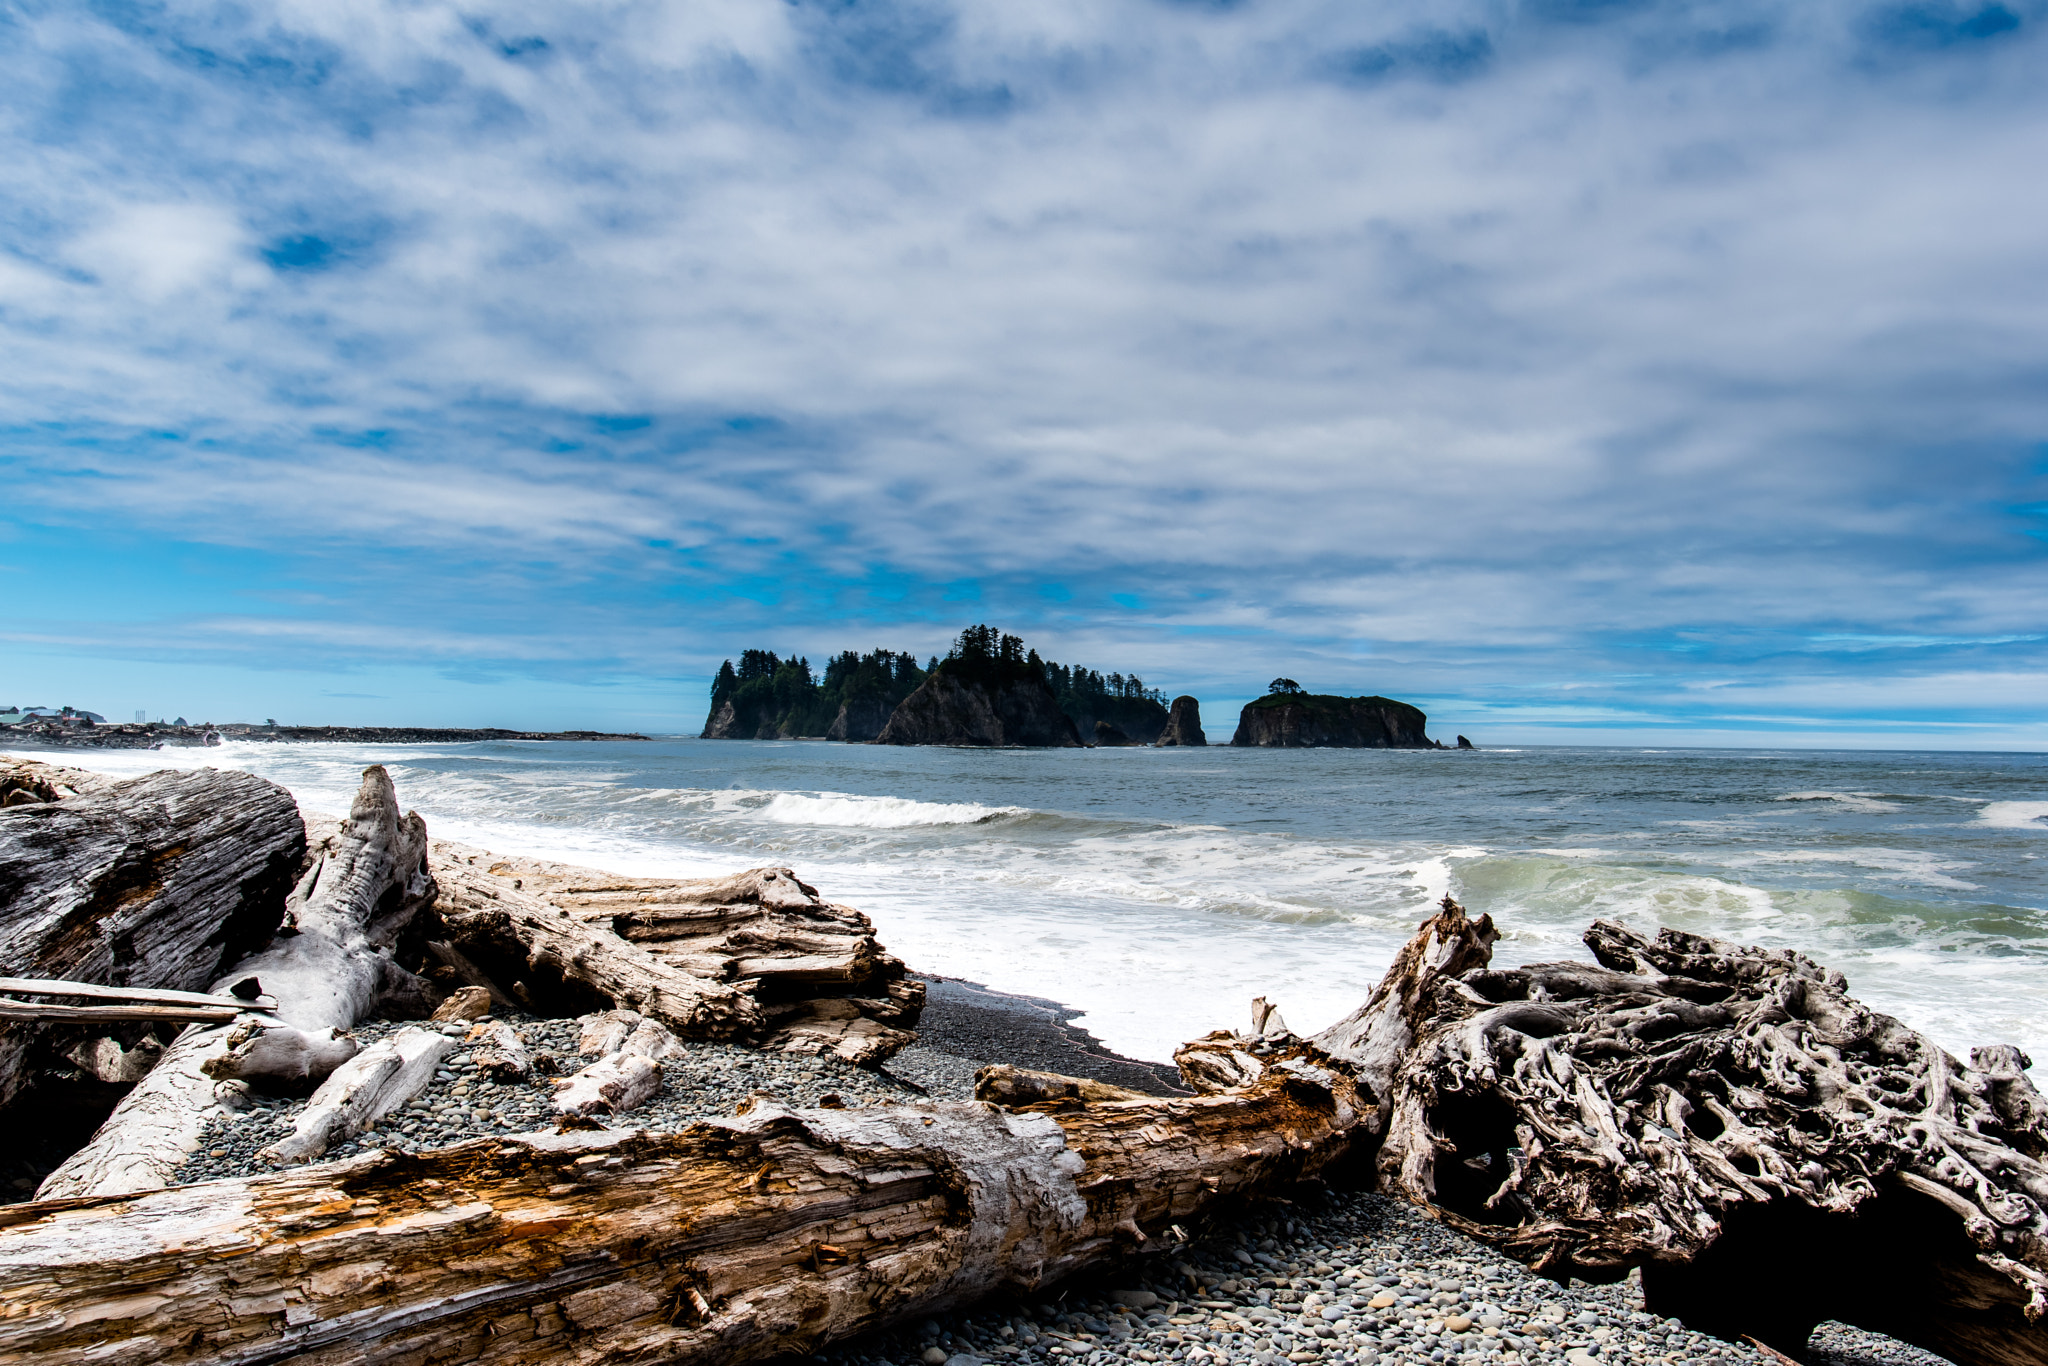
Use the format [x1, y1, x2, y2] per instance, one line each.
[2, 0, 2045, 745]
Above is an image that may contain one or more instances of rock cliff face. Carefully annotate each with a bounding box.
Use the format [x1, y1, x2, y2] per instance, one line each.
[825, 696, 895, 743]
[701, 699, 784, 740]
[1062, 695, 1169, 745]
[1230, 694, 1438, 748]
[875, 672, 1083, 747]
[1155, 695, 1206, 746]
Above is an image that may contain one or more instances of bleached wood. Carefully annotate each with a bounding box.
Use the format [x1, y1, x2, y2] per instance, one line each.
[0, 1039, 1368, 1366]
[262, 1026, 456, 1165]
[0, 977, 278, 1010]
[577, 1008, 644, 1056]
[203, 1016, 360, 1085]
[553, 1053, 663, 1117]
[0, 1000, 245, 1024]
[37, 766, 435, 1199]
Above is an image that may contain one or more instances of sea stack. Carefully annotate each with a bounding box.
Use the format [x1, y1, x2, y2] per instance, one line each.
[1155, 695, 1207, 746]
[1231, 692, 1438, 748]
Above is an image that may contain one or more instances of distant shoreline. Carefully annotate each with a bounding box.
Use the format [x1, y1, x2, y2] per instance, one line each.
[0, 723, 650, 749]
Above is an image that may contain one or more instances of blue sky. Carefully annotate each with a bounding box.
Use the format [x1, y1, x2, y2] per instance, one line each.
[2, 0, 2045, 745]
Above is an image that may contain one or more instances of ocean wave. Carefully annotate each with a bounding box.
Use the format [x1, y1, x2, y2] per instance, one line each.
[1977, 801, 2048, 831]
[754, 791, 1026, 828]
[1774, 790, 1903, 815]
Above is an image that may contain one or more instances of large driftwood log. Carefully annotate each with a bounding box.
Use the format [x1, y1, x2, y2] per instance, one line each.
[1317, 897, 2048, 1366]
[0, 1039, 1368, 1365]
[0, 757, 304, 1108]
[37, 766, 436, 1199]
[428, 846, 924, 1064]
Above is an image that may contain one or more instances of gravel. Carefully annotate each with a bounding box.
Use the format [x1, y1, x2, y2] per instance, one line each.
[799, 1189, 1955, 1366]
[171, 1014, 955, 1185]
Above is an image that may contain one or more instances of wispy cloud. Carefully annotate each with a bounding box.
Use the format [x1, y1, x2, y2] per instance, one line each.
[1, 0, 2044, 737]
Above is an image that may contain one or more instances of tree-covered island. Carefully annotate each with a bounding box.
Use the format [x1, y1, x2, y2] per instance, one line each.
[702, 625, 1171, 744]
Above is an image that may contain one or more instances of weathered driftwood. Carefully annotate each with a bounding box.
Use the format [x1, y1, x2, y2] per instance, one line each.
[470, 1020, 534, 1081]
[554, 1014, 683, 1118]
[0, 1039, 1369, 1365]
[0, 757, 304, 1107]
[263, 1026, 457, 1165]
[37, 766, 436, 1199]
[428, 846, 924, 1064]
[0, 976, 280, 1026]
[972, 1063, 1150, 1106]
[1315, 896, 2048, 1366]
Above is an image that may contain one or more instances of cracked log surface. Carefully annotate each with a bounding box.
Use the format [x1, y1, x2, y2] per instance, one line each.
[0, 1041, 1368, 1366]
[0, 758, 304, 1110]
[38, 766, 435, 1200]
[428, 847, 924, 1064]
[1316, 896, 2048, 1366]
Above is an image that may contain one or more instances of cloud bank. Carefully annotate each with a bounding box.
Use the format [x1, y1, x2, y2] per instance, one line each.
[1, 0, 2044, 739]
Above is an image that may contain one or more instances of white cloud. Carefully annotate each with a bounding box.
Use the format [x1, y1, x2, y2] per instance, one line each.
[0, 0, 2043, 731]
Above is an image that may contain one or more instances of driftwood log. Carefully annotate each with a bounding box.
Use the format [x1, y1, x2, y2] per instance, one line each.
[1315, 896, 2048, 1366]
[0, 758, 303, 1108]
[0, 1039, 1368, 1365]
[427, 846, 924, 1064]
[38, 766, 436, 1199]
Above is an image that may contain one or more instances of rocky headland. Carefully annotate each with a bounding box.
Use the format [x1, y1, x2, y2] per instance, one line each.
[1230, 693, 1438, 749]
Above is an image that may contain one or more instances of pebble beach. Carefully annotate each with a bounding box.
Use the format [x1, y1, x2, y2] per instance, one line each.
[164, 976, 1951, 1366]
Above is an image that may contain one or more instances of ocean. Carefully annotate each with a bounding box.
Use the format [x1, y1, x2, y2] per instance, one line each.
[20, 738, 2047, 1070]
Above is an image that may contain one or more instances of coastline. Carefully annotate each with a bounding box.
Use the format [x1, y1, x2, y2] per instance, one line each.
[0, 724, 650, 748]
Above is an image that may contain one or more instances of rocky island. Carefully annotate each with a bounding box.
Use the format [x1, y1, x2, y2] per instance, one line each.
[1231, 681, 1440, 748]
[702, 626, 1169, 747]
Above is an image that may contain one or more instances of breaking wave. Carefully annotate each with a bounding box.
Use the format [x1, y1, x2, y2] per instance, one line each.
[755, 792, 1024, 828]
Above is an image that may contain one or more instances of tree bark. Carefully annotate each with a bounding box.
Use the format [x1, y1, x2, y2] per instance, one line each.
[1317, 897, 2048, 1366]
[36, 766, 436, 1200]
[0, 758, 305, 1109]
[427, 847, 924, 1064]
[0, 1040, 1369, 1366]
